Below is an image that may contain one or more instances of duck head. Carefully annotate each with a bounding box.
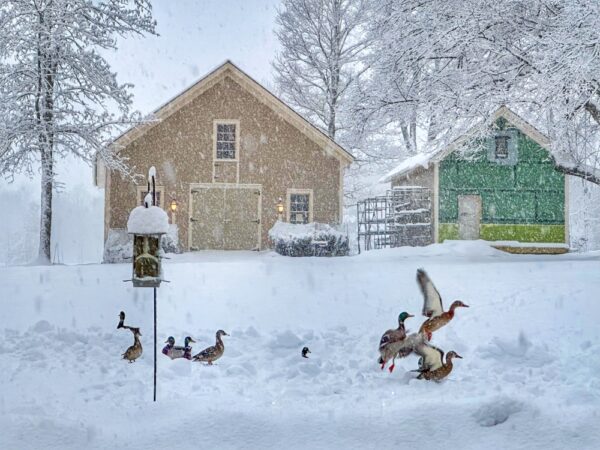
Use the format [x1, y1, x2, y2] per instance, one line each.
[117, 311, 125, 329]
[302, 346, 311, 358]
[446, 351, 463, 362]
[131, 327, 142, 337]
[164, 336, 175, 346]
[398, 311, 414, 325]
[184, 336, 196, 346]
[449, 300, 469, 311]
[216, 330, 229, 338]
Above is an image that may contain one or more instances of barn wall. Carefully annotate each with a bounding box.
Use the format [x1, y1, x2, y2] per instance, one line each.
[107, 74, 342, 250]
[438, 129, 566, 243]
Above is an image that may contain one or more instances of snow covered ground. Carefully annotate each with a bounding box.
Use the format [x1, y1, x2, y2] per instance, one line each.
[1, 242, 599, 449]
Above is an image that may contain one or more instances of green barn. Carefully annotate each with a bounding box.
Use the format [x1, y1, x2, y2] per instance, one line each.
[381, 107, 569, 253]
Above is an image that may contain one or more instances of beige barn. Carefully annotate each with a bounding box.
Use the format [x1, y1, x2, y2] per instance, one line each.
[95, 61, 353, 252]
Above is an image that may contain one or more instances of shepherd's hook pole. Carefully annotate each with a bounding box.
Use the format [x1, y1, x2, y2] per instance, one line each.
[153, 286, 157, 402]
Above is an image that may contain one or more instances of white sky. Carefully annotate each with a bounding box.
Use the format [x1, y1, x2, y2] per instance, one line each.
[0, 0, 281, 191]
[110, 0, 281, 114]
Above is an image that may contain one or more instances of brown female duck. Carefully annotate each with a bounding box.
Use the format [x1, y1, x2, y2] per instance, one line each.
[192, 330, 229, 365]
[414, 343, 462, 381]
[122, 327, 143, 363]
[416, 268, 469, 340]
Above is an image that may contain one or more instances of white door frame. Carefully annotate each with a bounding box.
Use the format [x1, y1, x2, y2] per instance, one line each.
[188, 183, 262, 251]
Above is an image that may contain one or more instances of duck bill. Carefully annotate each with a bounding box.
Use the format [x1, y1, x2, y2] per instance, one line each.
[406, 314, 415, 318]
[190, 338, 196, 343]
[455, 354, 463, 359]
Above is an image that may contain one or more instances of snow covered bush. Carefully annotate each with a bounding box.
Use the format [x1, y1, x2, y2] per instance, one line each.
[269, 222, 349, 257]
[103, 225, 180, 263]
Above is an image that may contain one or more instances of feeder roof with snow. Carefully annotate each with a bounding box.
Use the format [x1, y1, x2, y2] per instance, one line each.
[127, 206, 169, 235]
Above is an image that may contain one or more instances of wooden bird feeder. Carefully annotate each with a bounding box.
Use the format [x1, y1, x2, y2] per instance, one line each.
[126, 168, 169, 288]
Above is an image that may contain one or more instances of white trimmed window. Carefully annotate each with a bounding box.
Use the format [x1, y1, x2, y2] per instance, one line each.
[215, 121, 239, 160]
[137, 186, 165, 209]
[495, 135, 509, 159]
[287, 189, 313, 224]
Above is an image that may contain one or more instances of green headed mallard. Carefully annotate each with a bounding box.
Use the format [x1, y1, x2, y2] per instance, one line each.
[378, 312, 413, 373]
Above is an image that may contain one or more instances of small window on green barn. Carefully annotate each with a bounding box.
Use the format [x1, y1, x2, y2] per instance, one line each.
[495, 136, 509, 159]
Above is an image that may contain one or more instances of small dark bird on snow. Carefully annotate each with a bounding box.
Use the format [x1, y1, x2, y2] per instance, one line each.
[117, 311, 125, 329]
[302, 347, 311, 358]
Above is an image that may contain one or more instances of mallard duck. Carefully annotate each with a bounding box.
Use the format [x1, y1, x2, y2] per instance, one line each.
[162, 336, 196, 360]
[416, 268, 469, 340]
[192, 330, 228, 365]
[122, 327, 143, 363]
[302, 347, 311, 358]
[117, 311, 125, 329]
[413, 343, 462, 381]
[378, 311, 414, 373]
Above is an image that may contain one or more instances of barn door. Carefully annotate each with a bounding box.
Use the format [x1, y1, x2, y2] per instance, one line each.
[223, 188, 261, 250]
[190, 187, 226, 250]
[458, 195, 482, 240]
[190, 185, 261, 251]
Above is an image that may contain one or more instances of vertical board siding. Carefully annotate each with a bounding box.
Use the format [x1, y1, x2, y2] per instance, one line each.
[438, 128, 565, 243]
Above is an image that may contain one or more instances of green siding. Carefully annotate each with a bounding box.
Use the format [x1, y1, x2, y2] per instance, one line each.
[438, 223, 565, 243]
[438, 125, 565, 243]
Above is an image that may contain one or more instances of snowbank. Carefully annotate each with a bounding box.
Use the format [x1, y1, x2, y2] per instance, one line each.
[126, 205, 169, 234]
[0, 250, 599, 448]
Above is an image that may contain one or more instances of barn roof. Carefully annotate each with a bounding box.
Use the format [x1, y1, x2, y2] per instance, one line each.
[110, 60, 354, 166]
[380, 106, 551, 183]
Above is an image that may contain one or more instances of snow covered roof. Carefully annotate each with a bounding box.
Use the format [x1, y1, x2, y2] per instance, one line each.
[380, 106, 551, 184]
[127, 206, 169, 235]
[379, 152, 438, 183]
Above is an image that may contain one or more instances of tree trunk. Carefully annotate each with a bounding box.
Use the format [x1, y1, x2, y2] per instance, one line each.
[38, 148, 53, 263]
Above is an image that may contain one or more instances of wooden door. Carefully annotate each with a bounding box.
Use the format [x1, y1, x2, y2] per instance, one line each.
[223, 188, 261, 250]
[458, 195, 482, 240]
[190, 187, 226, 250]
[190, 185, 261, 251]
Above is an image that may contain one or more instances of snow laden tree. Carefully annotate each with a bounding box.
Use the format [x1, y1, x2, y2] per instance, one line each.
[360, 0, 600, 184]
[273, 0, 369, 141]
[0, 0, 156, 263]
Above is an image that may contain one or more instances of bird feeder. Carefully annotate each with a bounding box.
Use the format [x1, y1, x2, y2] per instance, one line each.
[126, 168, 169, 287]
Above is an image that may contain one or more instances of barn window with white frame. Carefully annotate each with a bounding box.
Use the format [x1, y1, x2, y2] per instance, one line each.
[289, 193, 310, 224]
[216, 123, 237, 159]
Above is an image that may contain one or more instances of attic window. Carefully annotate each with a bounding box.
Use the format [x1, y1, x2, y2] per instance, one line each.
[216, 122, 238, 160]
[495, 135, 509, 159]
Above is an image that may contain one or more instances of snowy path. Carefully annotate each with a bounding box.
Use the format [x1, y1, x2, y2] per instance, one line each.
[1, 243, 599, 449]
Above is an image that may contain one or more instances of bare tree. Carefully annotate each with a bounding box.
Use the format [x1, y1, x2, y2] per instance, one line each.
[273, 0, 369, 141]
[0, 0, 156, 263]
[361, 0, 600, 185]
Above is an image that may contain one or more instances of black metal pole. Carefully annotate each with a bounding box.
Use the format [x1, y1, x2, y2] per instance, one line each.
[153, 286, 157, 402]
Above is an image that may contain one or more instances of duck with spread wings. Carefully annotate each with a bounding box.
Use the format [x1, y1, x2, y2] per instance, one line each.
[378, 312, 414, 373]
[417, 268, 469, 340]
[413, 342, 462, 381]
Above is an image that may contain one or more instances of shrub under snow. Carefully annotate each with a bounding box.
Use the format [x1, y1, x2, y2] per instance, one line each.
[268, 221, 349, 257]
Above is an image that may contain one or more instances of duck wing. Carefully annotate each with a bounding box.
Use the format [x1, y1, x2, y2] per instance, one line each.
[379, 327, 406, 351]
[193, 345, 217, 361]
[414, 342, 444, 371]
[417, 268, 444, 318]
